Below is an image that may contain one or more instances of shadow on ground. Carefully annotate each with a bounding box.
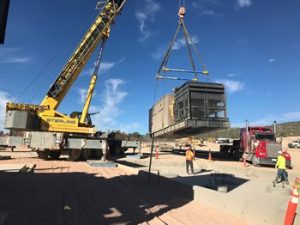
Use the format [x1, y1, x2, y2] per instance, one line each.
[117, 160, 147, 168]
[0, 169, 194, 225]
[173, 173, 249, 192]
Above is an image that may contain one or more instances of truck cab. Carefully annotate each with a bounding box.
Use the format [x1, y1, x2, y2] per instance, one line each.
[240, 127, 291, 167]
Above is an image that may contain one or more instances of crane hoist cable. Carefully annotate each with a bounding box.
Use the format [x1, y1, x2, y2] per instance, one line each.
[156, 4, 209, 82]
[178, 0, 186, 8]
[13, 46, 67, 104]
[13, 1, 103, 105]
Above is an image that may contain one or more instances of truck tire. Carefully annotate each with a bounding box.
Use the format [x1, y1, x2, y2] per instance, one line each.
[69, 149, 81, 161]
[37, 150, 49, 160]
[232, 148, 241, 161]
[49, 151, 61, 160]
[80, 149, 92, 160]
[220, 145, 229, 154]
[92, 149, 103, 159]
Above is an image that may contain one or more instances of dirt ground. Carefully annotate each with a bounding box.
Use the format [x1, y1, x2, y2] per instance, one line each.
[0, 150, 249, 225]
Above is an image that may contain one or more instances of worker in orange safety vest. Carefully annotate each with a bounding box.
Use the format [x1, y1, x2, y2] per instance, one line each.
[185, 146, 195, 174]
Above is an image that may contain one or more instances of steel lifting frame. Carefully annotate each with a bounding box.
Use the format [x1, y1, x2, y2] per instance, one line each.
[156, 6, 208, 82]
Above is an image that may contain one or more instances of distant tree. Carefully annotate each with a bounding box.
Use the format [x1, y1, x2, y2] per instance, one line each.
[128, 132, 142, 140]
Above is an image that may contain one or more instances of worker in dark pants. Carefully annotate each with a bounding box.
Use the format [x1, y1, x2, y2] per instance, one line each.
[272, 150, 289, 188]
[185, 146, 195, 174]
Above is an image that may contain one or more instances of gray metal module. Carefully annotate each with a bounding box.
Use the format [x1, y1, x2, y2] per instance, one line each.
[150, 81, 230, 138]
[5, 110, 40, 130]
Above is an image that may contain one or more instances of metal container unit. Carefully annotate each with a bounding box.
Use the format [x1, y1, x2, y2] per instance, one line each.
[149, 94, 175, 134]
[174, 81, 227, 122]
[149, 81, 230, 138]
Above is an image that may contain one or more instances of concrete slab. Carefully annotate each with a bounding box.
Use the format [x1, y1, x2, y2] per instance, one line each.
[187, 176, 292, 225]
[87, 160, 117, 168]
[125, 154, 146, 159]
[116, 156, 300, 225]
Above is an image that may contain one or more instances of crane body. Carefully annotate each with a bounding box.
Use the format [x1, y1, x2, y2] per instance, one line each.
[3, 0, 141, 160]
[6, 0, 125, 134]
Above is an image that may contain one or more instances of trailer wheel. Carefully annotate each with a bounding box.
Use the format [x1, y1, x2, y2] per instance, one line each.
[37, 151, 49, 160]
[80, 149, 92, 160]
[69, 149, 81, 161]
[49, 151, 61, 160]
[92, 149, 103, 159]
[232, 149, 240, 161]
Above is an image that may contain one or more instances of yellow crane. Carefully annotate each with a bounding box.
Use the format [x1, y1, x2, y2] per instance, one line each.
[4, 0, 130, 160]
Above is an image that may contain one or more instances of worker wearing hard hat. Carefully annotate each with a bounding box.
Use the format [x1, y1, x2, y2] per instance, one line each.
[185, 146, 195, 174]
[272, 150, 289, 187]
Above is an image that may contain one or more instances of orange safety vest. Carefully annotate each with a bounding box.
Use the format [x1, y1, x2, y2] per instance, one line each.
[186, 150, 194, 161]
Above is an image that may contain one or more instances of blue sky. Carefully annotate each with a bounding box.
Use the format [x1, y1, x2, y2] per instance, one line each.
[1, 0, 300, 134]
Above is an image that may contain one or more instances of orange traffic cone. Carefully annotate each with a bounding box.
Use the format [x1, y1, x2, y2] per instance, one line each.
[208, 149, 212, 161]
[284, 178, 300, 225]
[155, 146, 159, 159]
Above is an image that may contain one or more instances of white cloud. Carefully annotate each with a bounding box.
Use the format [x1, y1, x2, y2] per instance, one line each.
[119, 122, 140, 133]
[216, 79, 244, 94]
[192, 0, 222, 18]
[79, 88, 87, 104]
[117, 57, 126, 64]
[0, 91, 14, 131]
[268, 58, 275, 63]
[151, 35, 199, 60]
[199, 9, 222, 17]
[231, 112, 300, 127]
[99, 62, 115, 72]
[0, 47, 32, 64]
[236, 0, 252, 8]
[136, 0, 161, 42]
[0, 47, 19, 56]
[81, 60, 121, 76]
[78, 88, 97, 105]
[192, 0, 219, 9]
[173, 36, 199, 50]
[0, 57, 32, 64]
[199, 9, 216, 16]
[152, 45, 166, 60]
[227, 73, 237, 77]
[91, 78, 140, 132]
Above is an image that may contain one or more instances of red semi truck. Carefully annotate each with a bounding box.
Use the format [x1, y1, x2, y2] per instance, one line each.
[220, 126, 292, 167]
